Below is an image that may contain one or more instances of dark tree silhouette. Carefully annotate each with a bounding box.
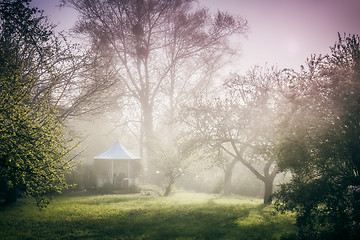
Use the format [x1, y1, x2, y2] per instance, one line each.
[274, 34, 360, 240]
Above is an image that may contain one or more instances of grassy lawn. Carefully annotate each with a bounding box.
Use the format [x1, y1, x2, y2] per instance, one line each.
[0, 192, 296, 240]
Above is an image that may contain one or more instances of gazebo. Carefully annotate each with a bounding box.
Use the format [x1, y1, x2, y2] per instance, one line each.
[94, 140, 141, 187]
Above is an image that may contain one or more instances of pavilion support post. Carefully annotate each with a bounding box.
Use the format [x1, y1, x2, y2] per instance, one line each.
[111, 159, 114, 185]
[127, 160, 130, 187]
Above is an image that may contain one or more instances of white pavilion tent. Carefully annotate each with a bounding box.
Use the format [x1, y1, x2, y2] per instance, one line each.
[94, 140, 140, 187]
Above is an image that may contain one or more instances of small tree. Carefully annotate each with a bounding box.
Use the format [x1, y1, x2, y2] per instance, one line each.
[150, 127, 198, 196]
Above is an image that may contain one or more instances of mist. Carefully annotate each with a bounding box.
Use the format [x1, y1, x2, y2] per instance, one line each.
[1, 0, 360, 239]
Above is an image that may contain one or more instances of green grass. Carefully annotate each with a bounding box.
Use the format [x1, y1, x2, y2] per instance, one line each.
[0, 193, 296, 240]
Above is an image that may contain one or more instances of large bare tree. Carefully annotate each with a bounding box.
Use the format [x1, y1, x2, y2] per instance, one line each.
[64, 0, 248, 170]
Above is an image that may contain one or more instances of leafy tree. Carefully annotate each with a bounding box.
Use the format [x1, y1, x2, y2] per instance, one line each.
[0, 0, 76, 207]
[64, 0, 248, 173]
[184, 66, 284, 203]
[274, 34, 360, 240]
[183, 96, 248, 196]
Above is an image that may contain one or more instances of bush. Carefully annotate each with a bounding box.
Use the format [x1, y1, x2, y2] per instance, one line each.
[274, 34, 360, 240]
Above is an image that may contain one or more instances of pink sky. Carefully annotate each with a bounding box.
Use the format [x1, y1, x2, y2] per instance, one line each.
[200, 0, 360, 73]
[33, 0, 360, 73]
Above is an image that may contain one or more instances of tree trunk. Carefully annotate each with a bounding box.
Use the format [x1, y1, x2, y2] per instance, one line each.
[263, 161, 278, 204]
[223, 172, 232, 195]
[142, 102, 154, 141]
[263, 178, 274, 204]
[164, 178, 174, 196]
[223, 158, 237, 195]
[141, 100, 154, 177]
[5, 188, 17, 204]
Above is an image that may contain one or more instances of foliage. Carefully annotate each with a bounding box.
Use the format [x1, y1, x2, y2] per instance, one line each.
[65, 164, 97, 191]
[183, 66, 285, 203]
[274, 34, 360, 240]
[0, 193, 296, 240]
[0, 0, 53, 68]
[149, 125, 202, 196]
[0, 0, 75, 207]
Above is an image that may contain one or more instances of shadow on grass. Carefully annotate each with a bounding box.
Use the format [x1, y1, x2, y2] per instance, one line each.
[0, 195, 296, 240]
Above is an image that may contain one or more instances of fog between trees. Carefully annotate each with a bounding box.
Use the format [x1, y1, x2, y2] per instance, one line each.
[2, 1, 360, 239]
[1, 0, 359, 224]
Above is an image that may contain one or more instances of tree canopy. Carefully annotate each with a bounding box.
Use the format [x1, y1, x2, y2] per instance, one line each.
[65, 0, 248, 175]
[183, 66, 285, 203]
[274, 34, 360, 240]
[0, 0, 75, 207]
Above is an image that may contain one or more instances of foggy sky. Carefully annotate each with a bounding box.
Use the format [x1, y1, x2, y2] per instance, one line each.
[33, 0, 360, 73]
[202, 0, 360, 73]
